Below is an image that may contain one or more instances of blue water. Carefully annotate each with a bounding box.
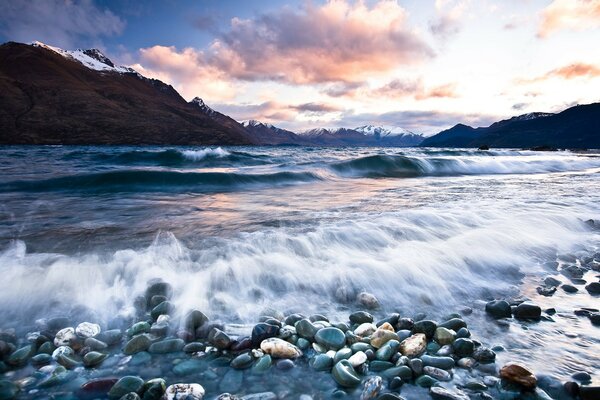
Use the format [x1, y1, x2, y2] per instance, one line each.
[0, 146, 599, 385]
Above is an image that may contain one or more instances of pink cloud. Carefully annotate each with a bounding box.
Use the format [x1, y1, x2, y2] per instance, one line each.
[538, 0, 600, 38]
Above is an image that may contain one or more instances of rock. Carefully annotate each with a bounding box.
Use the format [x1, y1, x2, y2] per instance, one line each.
[415, 375, 438, 388]
[241, 393, 276, 400]
[457, 357, 476, 369]
[108, 376, 144, 399]
[7, 345, 34, 366]
[148, 338, 184, 354]
[333, 347, 353, 363]
[424, 366, 452, 381]
[383, 366, 413, 380]
[399, 333, 426, 357]
[85, 337, 108, 351]
[310, 353, 333, 371]
[456, 327, 470, 338]
[123, 334, 152, 355]
[315, 327, 346, 350]
[544, 276, 561, 286]
[429, 387, 470, 400]
[409, 358, 423, 375]
[252, 355, 272, 374]
[370, 327, 399, 348]
[376, 339, 399, 361]
[163, 383, 205, 400]
[499, 363, 537, 389]
[485, 300, 512, 319]
[332, 359, 361, 387]
[150, 301, 173, 320]
[562, 284, 578, 293]
[412, 320, 437, 339]
[452, 338, 474, 358]
[357, 292, 380, 309]
[208, 328, 232, 350]
[348, 351, 367, 367]
[361, 376, 383, 400]
[145, 281, 173, 306]
[421, 355, 455, 369]
[513, 303, 542, 320]
[473, 347, 496, 363]
[0, 380, 18, 400]
[434, 327, 456, 345]
[251, 323, 279, 347]
[184, 310, 208, 332]
[140, 378, 166, 400]
[173, 359, 204, 376]
[580, 386, 600, 400]
[439, 318, 466, 331]
[295, 319, 318, 340]
[76, 322, 101, 338]
[585, 282, 600, 294]
[260, 338, 302, 359]
[537, 286, 557, 296]
[54, 327, 76, 347]
[572, 371, 591, 382]
[350, 311, 374, 324]
[231, 353, 254, 370]
[51, 345, 73, 359]
[31, 353, 52, 366]
[127, 322, 150, 337]
[588, 313, 600, 326]
[56, 353, 82, 369]
[83, 351, 108, 367]
[276, 359, 295, 370]
[354, 323, 377, 337]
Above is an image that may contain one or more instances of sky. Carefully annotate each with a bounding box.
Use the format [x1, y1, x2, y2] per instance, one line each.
[0, 0, 599, 134]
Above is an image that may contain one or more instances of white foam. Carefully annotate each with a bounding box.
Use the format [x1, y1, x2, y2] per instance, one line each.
[181, 147, 231, 161]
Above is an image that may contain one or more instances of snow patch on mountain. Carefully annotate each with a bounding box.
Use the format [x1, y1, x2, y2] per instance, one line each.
[190, 97, 217, 116]
[31, 41, 138, 75]
[354, 125, 416, 137]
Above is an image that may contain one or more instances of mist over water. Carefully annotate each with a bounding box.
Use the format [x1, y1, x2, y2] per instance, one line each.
[0, 146, 599, 381]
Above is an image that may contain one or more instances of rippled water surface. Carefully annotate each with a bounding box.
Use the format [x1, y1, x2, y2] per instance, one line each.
[0, 146, 599, 386]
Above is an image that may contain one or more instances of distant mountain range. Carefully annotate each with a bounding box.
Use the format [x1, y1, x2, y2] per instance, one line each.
[1, 41, 598, 148]
[420, 107, 600, 149]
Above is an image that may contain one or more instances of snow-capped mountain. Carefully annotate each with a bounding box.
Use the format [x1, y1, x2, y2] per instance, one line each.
[241, 120, 310, 145]
[190, 97, 216, 117]
[354, 125, 417, 137]
[31, 41, 138, 75]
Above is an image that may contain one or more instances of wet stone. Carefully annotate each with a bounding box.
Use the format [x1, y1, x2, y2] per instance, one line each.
[513, 303, 542, 320]
[315, 327, 346, 350]
[251, 323, 279, 347]
[148, 338, 184, 354]
[332, 359, 361, 387]
[452, 338, 474, 358]
[485, 300, 512, 319]
[349, 311, 374, 324]
[208, 328, 232, 350]
[163, 383, 204, 400]
[108, 376, 144, 399]
[412, 320, 437, 339]
[231, 353, 254, 369]
[361, 376, 383, 400]
[124, 334, 152, 355]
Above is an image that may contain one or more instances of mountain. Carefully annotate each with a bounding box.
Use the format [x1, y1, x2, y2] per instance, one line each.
[299, 126, 424, 146]
[241, 120, 311, 145]
[0, 41, 254, 145]
[420, 104, 600, 149]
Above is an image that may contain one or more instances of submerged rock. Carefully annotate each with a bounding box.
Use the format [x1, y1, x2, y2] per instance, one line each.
[108, 376, 144, 399]
[360, 376, 383, 400]
[499, 363, 537, 389]
[485, 300, 512, 319]
[357, 292, 380, 309]
[513, 303, 542, 320]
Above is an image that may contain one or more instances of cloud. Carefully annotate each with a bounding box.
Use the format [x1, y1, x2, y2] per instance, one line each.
[519, 62, 600, 83]
[0, 0, 125, 48]
[214, 100, 342, 124]
[325, 78, 458, 101]
[538, 0, 600, 38]
[512, 102, 529, 111]
[429, 0, 469, 39]
[291, 103, 342, 113]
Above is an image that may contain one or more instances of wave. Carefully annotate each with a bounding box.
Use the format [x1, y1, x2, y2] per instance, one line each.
[330, 154, 600, 178]
[63, 147, 271, 167]
[0, 204, 595, 329]
[0, 169, 321, 193]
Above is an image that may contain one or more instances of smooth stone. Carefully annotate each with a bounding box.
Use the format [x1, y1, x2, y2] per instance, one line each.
[54, 327, 76, 347]
[0, 380, 19, 400]
[141, 377, 166, 400]
[76, 322, 101, 338]
[315, 327, 346, 350]
[361, 376, 383, 400]
[84, 337, 108, 351]
[412, 320, 437, 339]
[148, 338, 184, 354]
[424, 366, 452, 381]
[348, 351, 367, 367]
[562, 284, 578, 293]
[56, 353, 82, 369]
[230, 353, 254, 370]
[99, 329, 122, 345]
[465, 380, 488, 391]
[184, 310, 208, 331]
[129, 351, 151, 366]
[421, 355, 455, 369]
[357, 292, 380, 309]
[571, 371, 591, 382]
[83, 351, 108, 367]
[370, 360, 394, 371]
[51, 345, 74, 360]
[150, 301, 173, 320]
[415, 375, 438, 388]
[456, 327, 470, 338]
[370, 328, 398, 348]
[429, 387, 470, 400]
[208, 328, 232, 350]
[351, 342, 371, 352]
[396, 330, 411, 342]
[7, 345, 34, 366]
[585, 282, 600, 294]
[251, 323, 279, 347]
[434, 327, 456, 345]
[31, 353, 52, 366]
[173, 359, 204, 376]
[513, 303, 542, 320]
[108, 376, 144, 399]
[332, 360, 362, 387]
[127, 322, 150, 337]
[38, 341, 55, 355]
[124, 334, 152, 355]
[145, 281, 173, 305]
[580, 386, 600, 400]
[452, 338, 474, 358]
[163, 383, 205, 400]
[220, 370, 243, 393]
[349, 311, 374, 324]
[485, 300, 512, 319]
[428, 342, 442, 354]
[252, 355, 272, 374]
[295, 319, 318, 340]
[473, 347, 496, 363]
[310, 354, 333, 371]
[354, 323, 377, 337]
[334, 347, 353, 363]
[396, 318, 414, 330]
[499, 363, 537, 389]
[439, 318, 466, 332]
[544, 276, 561, 286]
[276, 359, 295, 370]
[297, 338, 310, 350]
[389, 377, 403, 391]
[376, 339, 399, 361]
[457, 357, 476, 369]
[399, 333, 426, 357]
[260, 338, 302, 359]
[409, 358, 423, 375]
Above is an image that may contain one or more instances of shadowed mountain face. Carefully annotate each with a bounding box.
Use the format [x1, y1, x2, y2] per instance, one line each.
[421, 105, 600, 149]
[0, 42, 255, 145]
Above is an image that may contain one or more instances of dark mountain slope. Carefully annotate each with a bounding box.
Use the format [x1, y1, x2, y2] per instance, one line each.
[0, 42, 255, 145]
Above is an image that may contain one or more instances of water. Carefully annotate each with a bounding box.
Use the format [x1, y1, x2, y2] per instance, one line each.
[1, 146, 599, 390]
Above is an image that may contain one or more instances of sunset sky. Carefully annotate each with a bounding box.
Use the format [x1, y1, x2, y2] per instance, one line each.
[1, 0, 599, 134]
